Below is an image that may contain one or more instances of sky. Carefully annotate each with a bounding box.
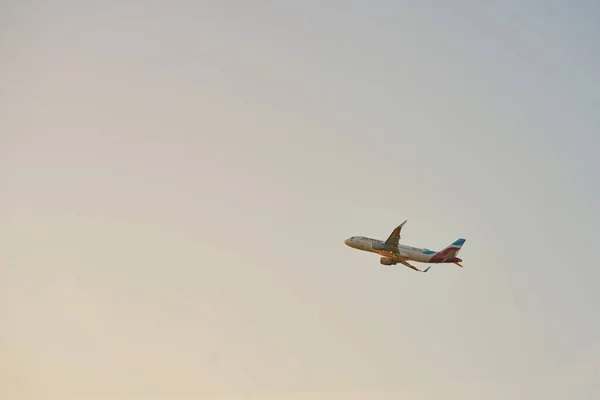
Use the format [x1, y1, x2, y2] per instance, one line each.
[1, 1, 599, 399]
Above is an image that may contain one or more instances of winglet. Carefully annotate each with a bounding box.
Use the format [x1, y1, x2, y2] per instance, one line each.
[423, 266, 431, 273]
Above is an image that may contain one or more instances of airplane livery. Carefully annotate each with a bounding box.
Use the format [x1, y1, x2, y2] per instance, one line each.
[344, 220, 466, 273]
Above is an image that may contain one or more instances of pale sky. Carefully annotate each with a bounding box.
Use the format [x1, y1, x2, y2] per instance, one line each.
[1, 1, 599, 399]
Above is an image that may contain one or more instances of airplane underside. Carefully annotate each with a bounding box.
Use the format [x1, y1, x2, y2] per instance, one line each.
[379, 256, 431, 273]
[379, 253, 462, 272]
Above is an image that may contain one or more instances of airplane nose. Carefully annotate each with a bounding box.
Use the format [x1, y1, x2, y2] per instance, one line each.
[344, 239, 351, 246]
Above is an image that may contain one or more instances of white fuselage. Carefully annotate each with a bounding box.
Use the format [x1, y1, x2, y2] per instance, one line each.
[344, 236, 436, 263]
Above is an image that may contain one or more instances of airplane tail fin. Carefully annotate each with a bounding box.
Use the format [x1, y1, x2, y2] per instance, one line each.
[440, 238, 466, 255]
[430, 238, 466, 264]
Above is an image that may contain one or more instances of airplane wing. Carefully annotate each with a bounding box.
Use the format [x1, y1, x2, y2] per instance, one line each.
[384, 220, 407, 248]
[398, 259, 430, 273]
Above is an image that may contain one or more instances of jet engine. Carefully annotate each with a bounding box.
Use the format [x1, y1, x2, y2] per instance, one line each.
[380, 257, 396, 266]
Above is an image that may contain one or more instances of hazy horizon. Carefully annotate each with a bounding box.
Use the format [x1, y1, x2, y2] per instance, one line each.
[2, 1, 599, 399]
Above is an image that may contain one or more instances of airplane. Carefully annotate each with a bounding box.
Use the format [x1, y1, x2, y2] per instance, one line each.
[344, 220, 466, 273]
